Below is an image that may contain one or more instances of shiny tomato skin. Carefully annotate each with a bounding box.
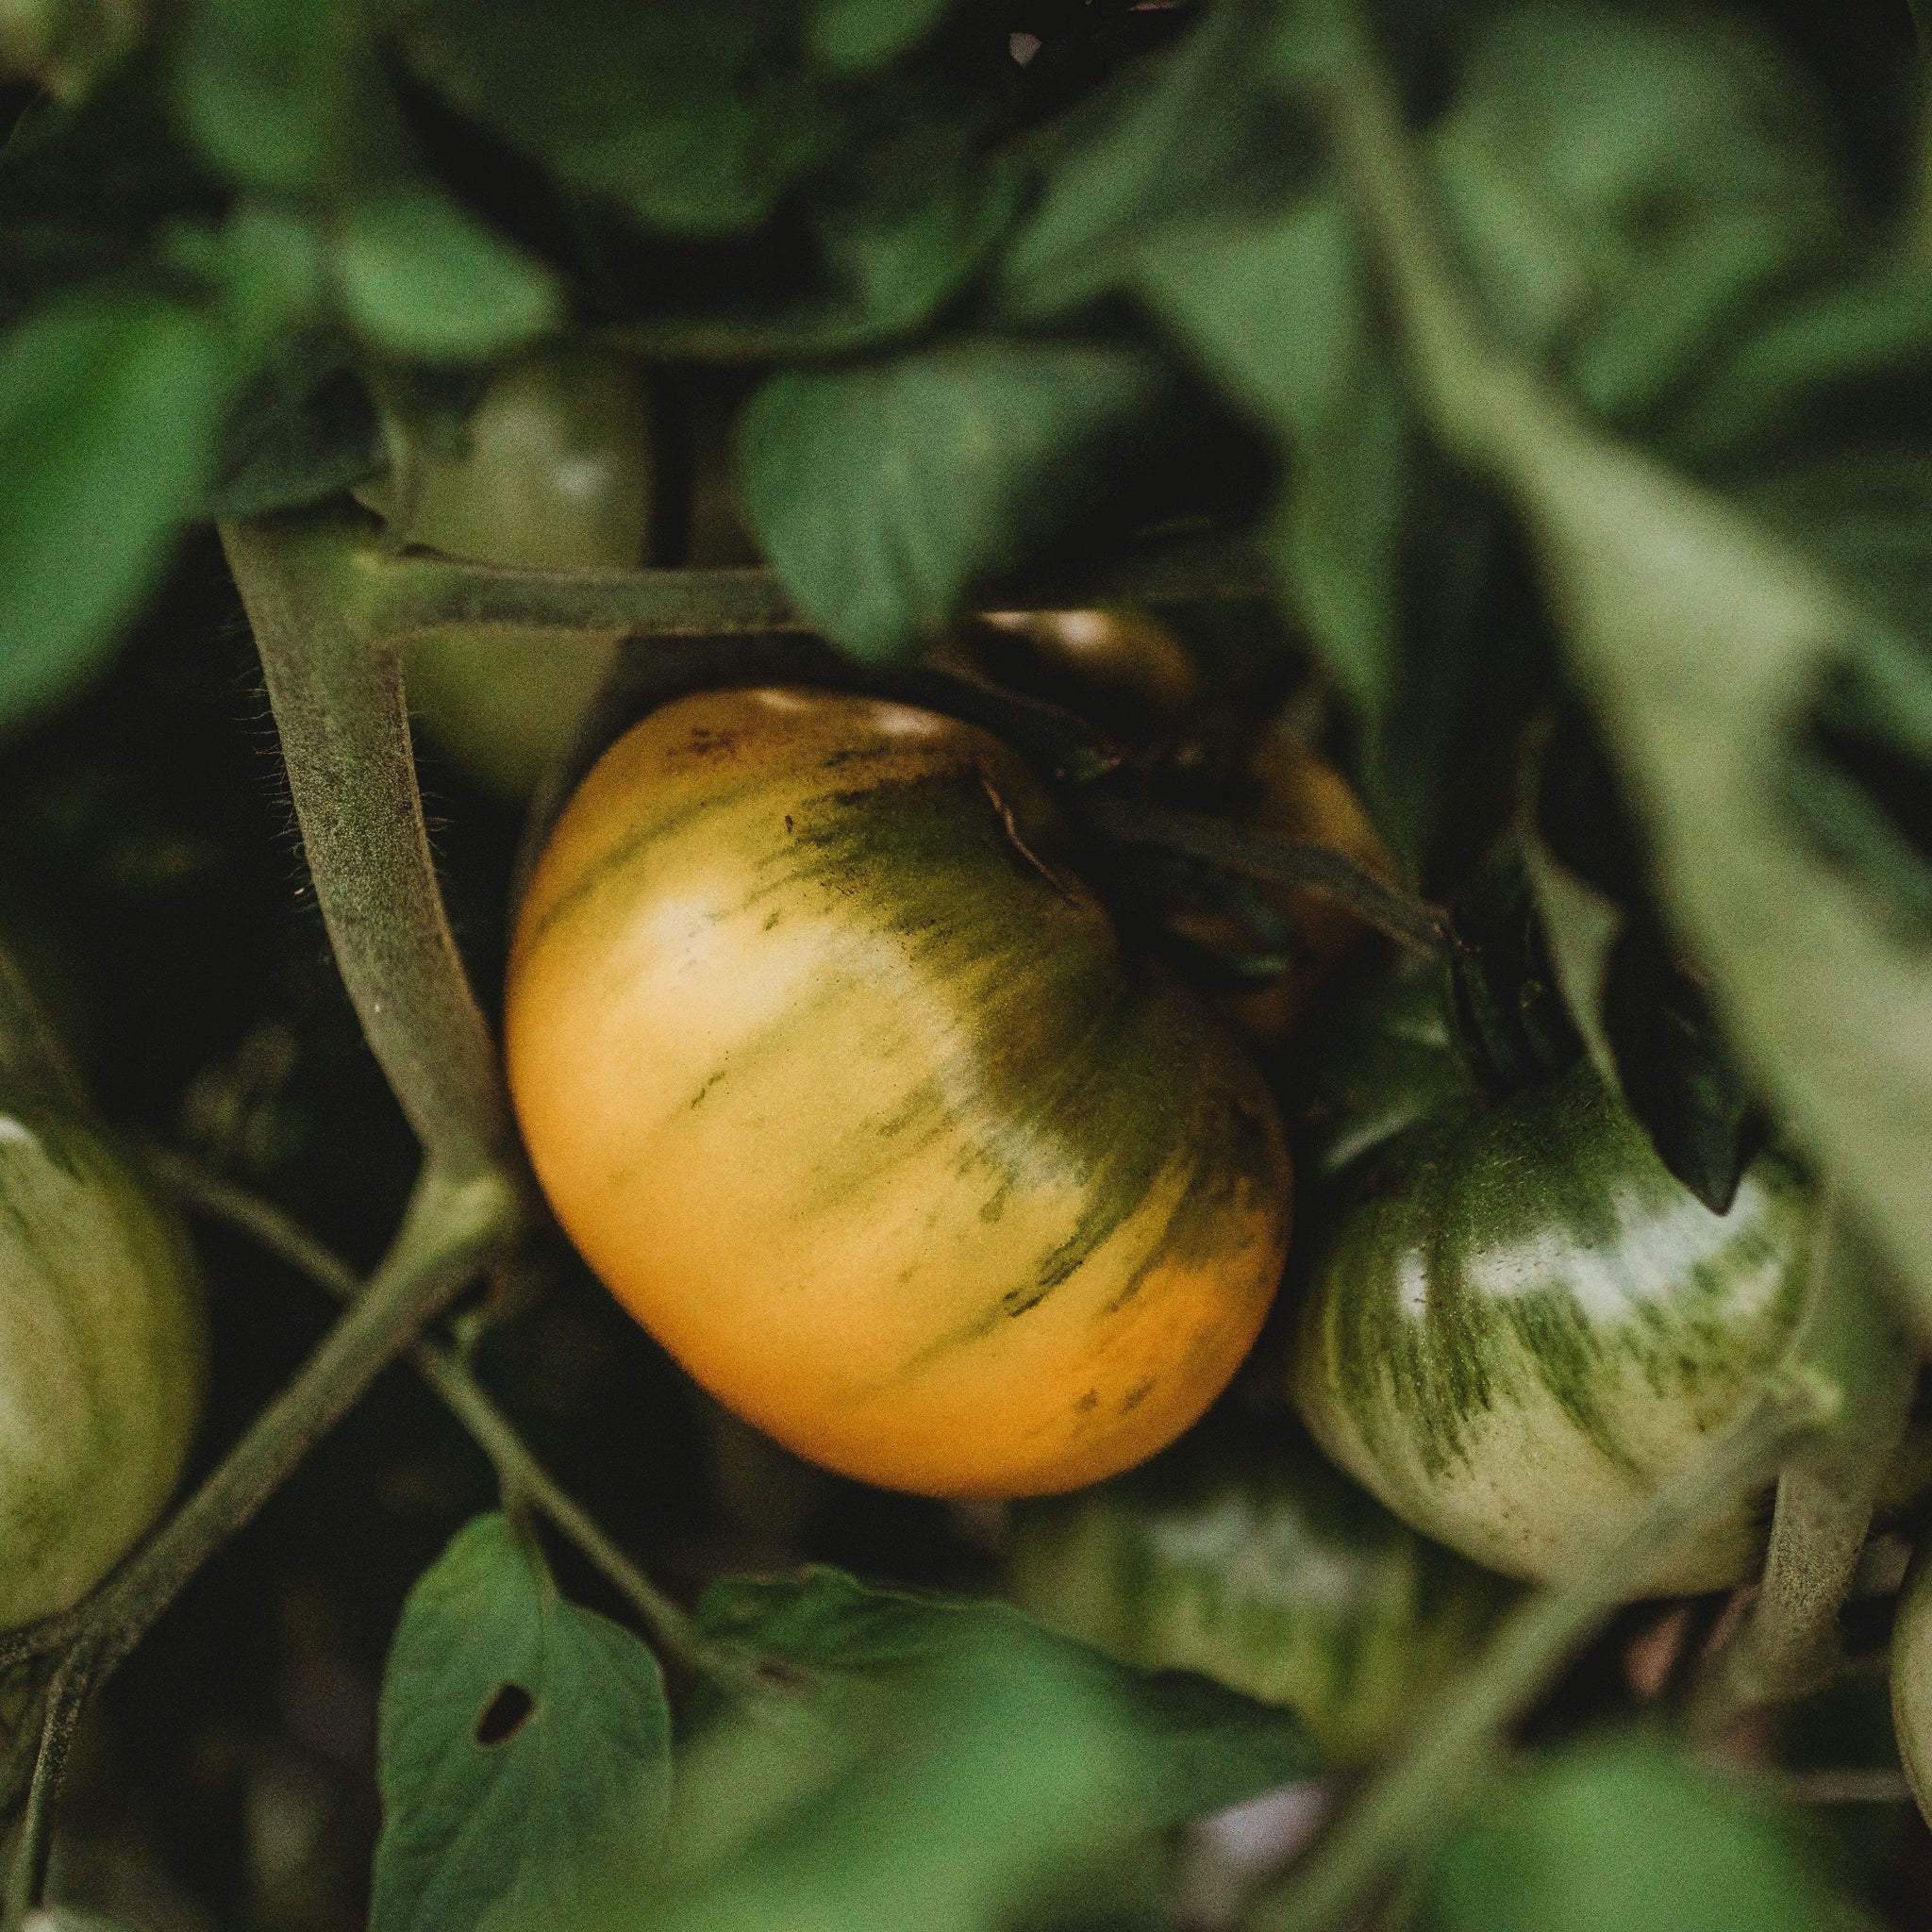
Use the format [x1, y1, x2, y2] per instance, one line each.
[1290, 1059, 1813, 1594]
[0, 1100, 206, 1627]
[506, 686, 1292, 1497]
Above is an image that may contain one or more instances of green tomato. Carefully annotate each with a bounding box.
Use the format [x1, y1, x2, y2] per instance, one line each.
[0, 1099, 206, 1626]
[362, 346, 658, 802]
[1288, 1052, 1814, 1595]
[1890, 1541, 1932, 1829]
[1007, 1412, 1515, 1765]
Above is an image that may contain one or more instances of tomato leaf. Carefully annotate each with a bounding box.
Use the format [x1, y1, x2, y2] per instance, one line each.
[169, 0, 380, 195]
[809, 0, 957, 73]
[329, 186, 558, 364]
[201, 329, 383, 518]
[390, 0, 834, 239]
[691, 1566, 1320, 1824]
[1419, 1735, 1871, 1932]
[737, 336, 1188, 659]
[0, 292, 239, 733]
[1599, 915, 1758, 1216]
[994, 0, 1316, 324]
[371, 1513, 672, 1932]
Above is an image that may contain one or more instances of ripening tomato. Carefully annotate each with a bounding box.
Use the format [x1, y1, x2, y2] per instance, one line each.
[360, 346, 658, 801]
[1285, 964, 1815, 1595]
[0, 1100, 206, 1626]
[505, 686, 1292, 1497]
[1007, 1411, 1515, 1764]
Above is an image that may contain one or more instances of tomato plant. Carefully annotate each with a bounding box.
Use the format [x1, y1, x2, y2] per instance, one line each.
[506, 684, 1291, 1495]
[5, 0, 1932, 1928]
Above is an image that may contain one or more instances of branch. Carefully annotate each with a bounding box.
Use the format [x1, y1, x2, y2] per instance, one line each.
[221, 514, 519, 1180]
[142, 1148, 751, 1690]
[244, 502, 1270, 648]
[0, 1160, 517, 1919]
[1246, 1374, 1834, 1932]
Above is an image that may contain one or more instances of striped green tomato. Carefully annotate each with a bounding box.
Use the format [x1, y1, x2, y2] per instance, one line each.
[0, 1100, 207, 1626]
[1289, 1055, 1815, 1594]
[506, 685, 1292, 1497]
[1007, 1412, 1515, 1764]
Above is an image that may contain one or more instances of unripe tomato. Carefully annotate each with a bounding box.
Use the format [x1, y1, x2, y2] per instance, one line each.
[1008, 1413, 1515, 1764]
[0, 1100, 206, 1626]
[1289, 1056, 1813, 1594]
[1890, 1541, 1932, 1828]
[363, 346, 657, 802]
[505, 686, 1292, 1497]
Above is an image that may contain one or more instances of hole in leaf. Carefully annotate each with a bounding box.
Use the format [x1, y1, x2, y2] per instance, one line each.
[474, 1682, 535, 1747]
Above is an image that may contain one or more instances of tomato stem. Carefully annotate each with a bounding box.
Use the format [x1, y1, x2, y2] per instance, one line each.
[1692, 1206, 1918, 1724]
[142, 1148, 761, 1694]
[1074, 790, 1450, 955]
[223, 513, 523, 1183]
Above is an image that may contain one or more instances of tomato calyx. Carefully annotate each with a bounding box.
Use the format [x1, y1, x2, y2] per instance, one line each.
[510, 627, 1438, 1009]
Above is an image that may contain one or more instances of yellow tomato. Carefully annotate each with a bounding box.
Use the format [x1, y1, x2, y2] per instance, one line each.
[505, 687, 1292, 1497]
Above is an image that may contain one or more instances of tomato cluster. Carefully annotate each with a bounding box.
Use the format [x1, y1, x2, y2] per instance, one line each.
[391, 363, 1865, 1757]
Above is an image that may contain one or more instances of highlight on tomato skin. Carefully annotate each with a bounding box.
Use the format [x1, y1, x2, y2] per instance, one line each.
[1284, 970, 1819, 1597]
[504, 684, 1294, 1499]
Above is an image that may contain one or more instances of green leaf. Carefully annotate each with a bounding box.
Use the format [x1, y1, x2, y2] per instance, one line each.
[169, 0, 374, 194]
[692, 1567, 1320, 1825]
[391, 0, 833, 238]
[1427, 5, 1853, 429]
[807, 143, 1024, 344]
[810, 0, 955, 72]
[1139, 197, 1402, 710]
[371, 1513, 672, 1932]
[0, 63, 223, 328]
[995, 0, 1316, 323]
[330, 187, 559, 363]
[1419, 1735, 1871, 1932]
[0, 292, 237, 731]
[1138, 198, 1540, 876]
[201, 329, 382, 518]
[737, 336, 1187, 659]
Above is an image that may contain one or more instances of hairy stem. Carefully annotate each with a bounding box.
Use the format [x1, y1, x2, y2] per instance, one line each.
[1247, 1375, 1834, 1932]
[222, 513, 519, 1180]
[145, 1148, 751, 1688]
